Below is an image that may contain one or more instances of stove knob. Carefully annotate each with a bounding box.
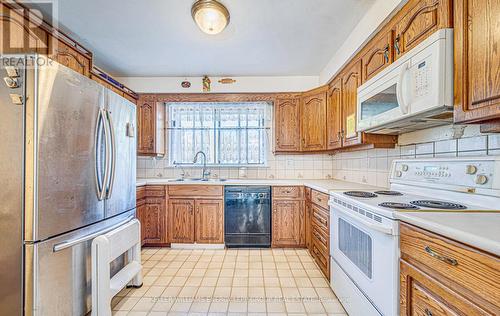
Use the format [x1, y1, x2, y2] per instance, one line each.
[401, 164, 409, 171]
[395, 171, 402, 177]
[466, 165, 477, 175]
[475, 174, 488, 185]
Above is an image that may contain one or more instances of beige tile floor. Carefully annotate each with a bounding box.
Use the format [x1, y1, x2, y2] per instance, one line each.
[112, 248, 347, 316]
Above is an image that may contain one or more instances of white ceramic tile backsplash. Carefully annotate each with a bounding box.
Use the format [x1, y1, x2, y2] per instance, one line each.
[137, 124, 500, 188]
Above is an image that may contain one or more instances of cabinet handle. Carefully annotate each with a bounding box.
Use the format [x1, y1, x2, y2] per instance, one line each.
[424, 246, 458, 266]
[337, 131, 341, 141]
[425, 308, 433, 316]
[394, 35, 401, 55]
[383, 44, 390, 63]
[340, 130, 345, 140]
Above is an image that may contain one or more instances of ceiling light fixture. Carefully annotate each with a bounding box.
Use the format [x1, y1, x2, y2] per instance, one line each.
[191, 0, 230, 35]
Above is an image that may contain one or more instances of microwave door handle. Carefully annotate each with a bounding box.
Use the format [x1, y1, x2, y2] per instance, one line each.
[331, 203, 394, 235]
[396, 62, 410, 115]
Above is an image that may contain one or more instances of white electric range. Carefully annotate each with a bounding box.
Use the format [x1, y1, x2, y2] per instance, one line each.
[328, 156, 500, 316]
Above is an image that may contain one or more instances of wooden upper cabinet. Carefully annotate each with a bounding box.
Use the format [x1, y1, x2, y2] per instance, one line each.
[168, 199, 195, 243]
[0, 3, 49, 54]
[272, 199, 302, 247]
[48, 38, 90, 76]
[274, 97, 301, 152]
[361, 30, 393, 83]
[327, 78, 343, 150]
[137, 96, 165, 157]
[341, 60, 363, 147]
[393, 0, 452, 60]
[454, 0, 500, 124]
[195, 199, 224, 244]
[300, 86, 327, 151]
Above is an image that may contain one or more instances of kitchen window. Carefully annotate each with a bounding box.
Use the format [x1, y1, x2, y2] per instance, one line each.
[167, 102, 270, 166]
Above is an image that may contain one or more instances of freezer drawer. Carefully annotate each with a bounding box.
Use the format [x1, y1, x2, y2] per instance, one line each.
[24, 210, 135, 316]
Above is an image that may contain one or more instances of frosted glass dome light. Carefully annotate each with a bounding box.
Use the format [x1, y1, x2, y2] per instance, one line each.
[191, 0, 230, 35]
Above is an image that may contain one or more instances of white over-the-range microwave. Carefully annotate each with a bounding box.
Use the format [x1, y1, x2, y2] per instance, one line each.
[357, 28, 454, 135]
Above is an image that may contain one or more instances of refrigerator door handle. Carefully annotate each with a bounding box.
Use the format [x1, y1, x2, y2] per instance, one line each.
[105, 110, 116, 199]
[52, 215, 134, 252]
[101, 109, 111, 200]
[94, 110, 106, 200]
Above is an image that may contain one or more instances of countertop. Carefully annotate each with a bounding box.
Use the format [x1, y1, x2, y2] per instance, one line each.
[395, 212, 500, 256]
[136, 178, 382, 194]
[137, 178, 500, 256]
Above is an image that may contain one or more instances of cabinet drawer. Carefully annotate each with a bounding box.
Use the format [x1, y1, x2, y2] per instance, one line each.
[311, 190, 329, 209]
[168, 185, 223, 197]
[272, 186, 303, 199]
[136, 186, 146, 200]
[311, 222, 328, 251]
[400, 223, 500, 307]
[311, 238, 329, 278]
[311, 204, 329, 231]
[146, 185, 165, 197]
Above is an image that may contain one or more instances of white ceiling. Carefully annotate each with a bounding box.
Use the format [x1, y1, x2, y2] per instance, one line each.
[34, 0, 376, 77]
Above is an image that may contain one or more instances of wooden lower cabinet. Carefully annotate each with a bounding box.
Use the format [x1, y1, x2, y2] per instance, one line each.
[400, 223, 500, 315]
[142, 197, 166, 244]
[272, 200, 303, 247]
[195, 199, 224, 244]
[136, 186, 167, 246]
[168, 199, 195, 243]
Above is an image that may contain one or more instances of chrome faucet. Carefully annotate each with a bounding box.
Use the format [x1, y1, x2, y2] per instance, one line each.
[193, 150, 210, 180]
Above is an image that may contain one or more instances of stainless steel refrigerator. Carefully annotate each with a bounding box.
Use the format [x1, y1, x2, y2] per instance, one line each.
[0, 55, 137, 316]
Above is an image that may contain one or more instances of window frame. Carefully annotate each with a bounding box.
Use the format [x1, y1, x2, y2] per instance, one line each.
[167, 101, 270, 167]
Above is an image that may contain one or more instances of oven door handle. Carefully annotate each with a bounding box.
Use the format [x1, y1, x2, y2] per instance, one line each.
[333, 206, 394, 235]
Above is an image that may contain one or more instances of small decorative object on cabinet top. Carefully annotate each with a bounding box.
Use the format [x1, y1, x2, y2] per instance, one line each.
[202, 75, 211, 92]
[218, 78, 236, 84]
[181, 80, 191, 88]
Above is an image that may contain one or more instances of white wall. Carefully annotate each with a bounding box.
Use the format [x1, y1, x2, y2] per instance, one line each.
[116, 76, 319, 93]
[319, 0, 407, 84]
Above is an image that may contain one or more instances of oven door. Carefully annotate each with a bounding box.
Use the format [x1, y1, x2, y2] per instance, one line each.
[357, 61, 411, 132]
[331, 205, 399, 316]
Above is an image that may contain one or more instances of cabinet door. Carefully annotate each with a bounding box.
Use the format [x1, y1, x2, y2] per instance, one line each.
[393, 0, 452, 60]
[400, 260, 490, 316]
[136, 200, 146, 245]
[327, 78, 343, 150]
[341, 60, 363, 147]
[272, 200, 302, 247]
[301, 89, 327, 151]
[195, 199, 224, 244]
[49, 38, 91, 76]
[168, 199, 195, 243]
[361, 30, 393, 82]
[274, 97, 301, 152]
[454, 0, 500, 124]
[143, 197, 166, 244]
[137, 98, 156, 155]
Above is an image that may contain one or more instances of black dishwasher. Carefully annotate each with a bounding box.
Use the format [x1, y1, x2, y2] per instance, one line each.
[224, 186, 271, 248]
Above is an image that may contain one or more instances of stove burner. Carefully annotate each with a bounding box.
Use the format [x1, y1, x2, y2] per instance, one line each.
[343, 191, 377, 198]
[374, 190, 403, 196]
[379, 202, 419, 210]
[410, 200, 467, 210]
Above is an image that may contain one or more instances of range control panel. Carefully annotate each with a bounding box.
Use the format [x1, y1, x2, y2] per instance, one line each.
[390, 158, 499, 190]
